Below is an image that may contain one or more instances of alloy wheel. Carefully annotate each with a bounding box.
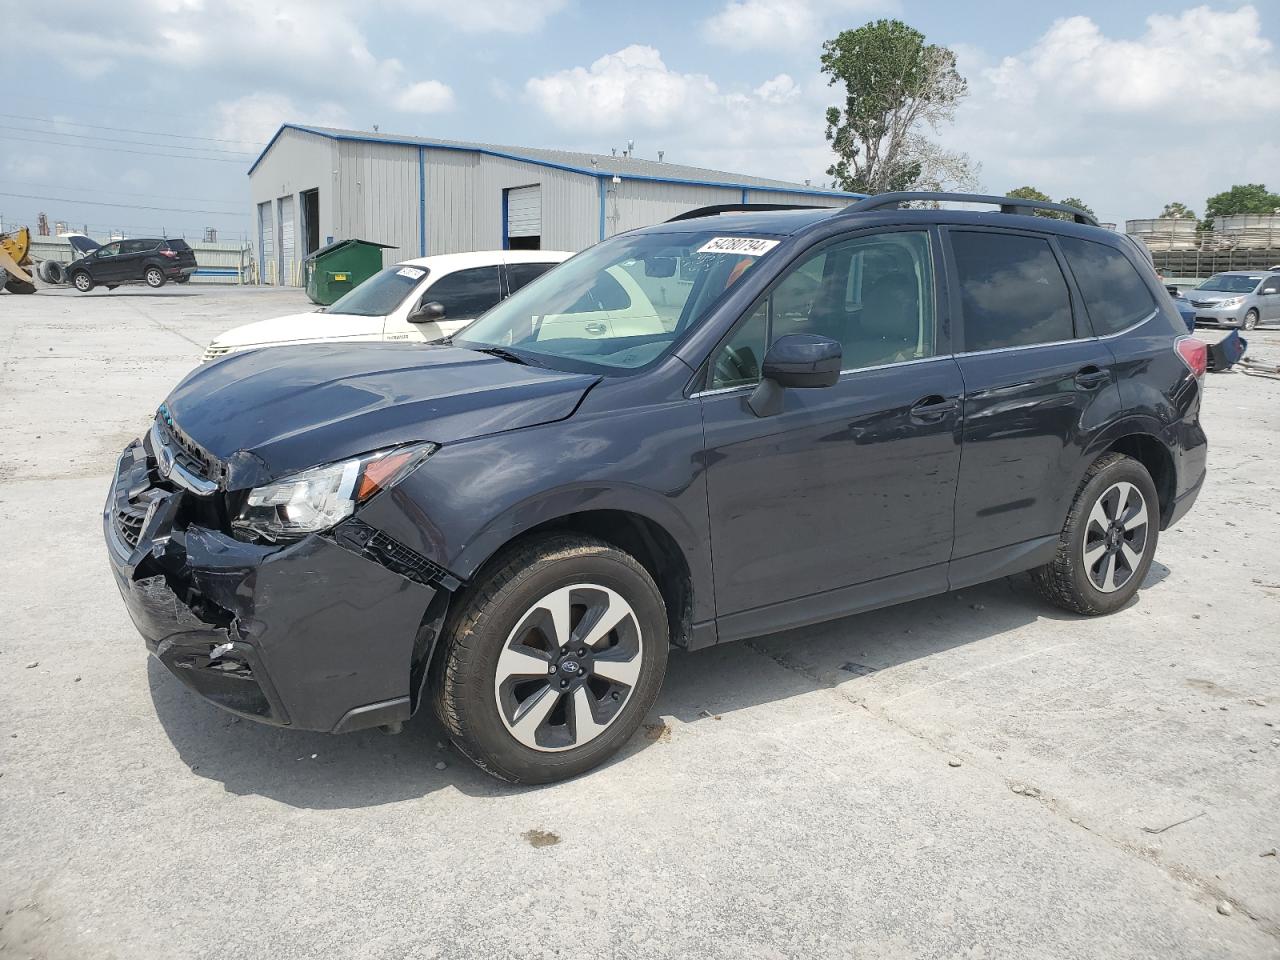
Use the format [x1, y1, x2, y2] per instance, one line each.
[1083, 481, 1149, 593]
[1243, 310, 1258, 331]
[74, 273, 91, 292]
[146, 268, 164, 287]
[493, 583, 644, 752]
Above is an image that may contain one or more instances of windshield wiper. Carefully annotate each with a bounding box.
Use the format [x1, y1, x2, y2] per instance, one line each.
[472, 345, 541, 367]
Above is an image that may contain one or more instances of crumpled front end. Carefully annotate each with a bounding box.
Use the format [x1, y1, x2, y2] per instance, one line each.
[104, 425, 447, 733]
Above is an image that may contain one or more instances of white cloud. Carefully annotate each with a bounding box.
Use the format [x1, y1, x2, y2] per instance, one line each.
[525, 46, 718, 133]
[394, 0, 567, 33]
[213, 94, 349, 147]
[14, 0, 454, 120]
[949, 5, 1280, 222]
[525, 47, 837, 185]
[701, 0, 892, 52]
[392, 80, 457, 114]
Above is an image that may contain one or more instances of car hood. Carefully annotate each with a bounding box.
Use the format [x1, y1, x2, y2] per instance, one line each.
[210, 311, 385, 350]
[163, 342, 600, 488]
[64, 234, 101, 257]
[1188, 290, 1240, 303]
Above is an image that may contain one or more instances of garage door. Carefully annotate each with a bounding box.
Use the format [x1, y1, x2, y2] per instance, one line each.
[506, 185, 541, 239]
[258, 202, 274, 283]
[278, 195, 296, 285]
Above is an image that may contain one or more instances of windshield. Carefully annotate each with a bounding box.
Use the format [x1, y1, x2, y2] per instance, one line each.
[328, 264, 429, 316]
[1195, 274, 1261, 294]
[454, 231, 779, 372]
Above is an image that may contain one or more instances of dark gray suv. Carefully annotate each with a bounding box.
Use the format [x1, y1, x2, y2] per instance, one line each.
[105, 193, 1208, 783]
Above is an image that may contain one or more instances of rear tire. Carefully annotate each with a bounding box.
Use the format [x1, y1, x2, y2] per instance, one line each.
[433, 533, 669, 784]
[72, 271, 94, 293]
[144, 266, 165, 288]
[1032, 453, 1159, 616]
[1242, 309, 1259, 331]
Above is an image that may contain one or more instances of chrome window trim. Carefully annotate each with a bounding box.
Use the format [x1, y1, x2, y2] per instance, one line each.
[690, 353, 949, 399]
[1097, 308, 1157, 340]
[954, 308, 1159, 358]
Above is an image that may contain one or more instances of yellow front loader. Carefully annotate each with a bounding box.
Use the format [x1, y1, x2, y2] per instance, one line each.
[1, 226, 36, 294]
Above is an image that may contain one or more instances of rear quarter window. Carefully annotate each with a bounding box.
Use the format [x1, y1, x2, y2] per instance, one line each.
[1059, 236, 1158, 336]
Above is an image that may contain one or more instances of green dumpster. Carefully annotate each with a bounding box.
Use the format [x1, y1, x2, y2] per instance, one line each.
[304, 239, 397, 305]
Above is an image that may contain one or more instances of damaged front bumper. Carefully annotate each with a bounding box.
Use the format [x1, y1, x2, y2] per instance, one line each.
[104, 439, 444, 733]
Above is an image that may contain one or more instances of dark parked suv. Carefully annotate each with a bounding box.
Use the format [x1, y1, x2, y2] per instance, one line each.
[105, 193, 1207, 782]
[70, 238, 196, 292]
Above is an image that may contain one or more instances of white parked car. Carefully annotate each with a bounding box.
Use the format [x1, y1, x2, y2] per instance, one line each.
[203, 250, 572, 362]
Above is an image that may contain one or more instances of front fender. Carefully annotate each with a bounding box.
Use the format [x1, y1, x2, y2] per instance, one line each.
[354, 398, 714, 621]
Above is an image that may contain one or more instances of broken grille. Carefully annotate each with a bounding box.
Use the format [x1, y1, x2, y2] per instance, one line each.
[153, 413, 217, 484]
[114, 506, 146, 550]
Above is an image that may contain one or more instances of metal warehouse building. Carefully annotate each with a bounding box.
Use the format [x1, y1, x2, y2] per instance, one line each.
[247, 123, 857, 285]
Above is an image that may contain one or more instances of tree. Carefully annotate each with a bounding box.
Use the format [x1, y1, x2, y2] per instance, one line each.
[821, 19, 972, 194]
[1059, 197, 1095, 219]
[1005, 186, 1093, 220]
[1160, 202, 1195, 220]
[1204, 183, 1280, 220]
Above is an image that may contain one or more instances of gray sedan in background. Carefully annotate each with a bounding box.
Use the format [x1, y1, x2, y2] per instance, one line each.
[1188, 270, 1280, 329]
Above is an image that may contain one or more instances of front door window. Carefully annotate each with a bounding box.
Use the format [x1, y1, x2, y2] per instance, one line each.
[708, 230, 936, 390]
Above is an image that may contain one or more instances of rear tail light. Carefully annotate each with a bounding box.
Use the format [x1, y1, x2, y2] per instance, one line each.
[160, 248, 178, 258]
[1175, 336, 1207, 379]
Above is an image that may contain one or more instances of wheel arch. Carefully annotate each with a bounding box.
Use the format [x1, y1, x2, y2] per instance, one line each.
[461, 505, 696, 651]
[1103, 432, 1176, 525]
[1067, 419, 1178, 529]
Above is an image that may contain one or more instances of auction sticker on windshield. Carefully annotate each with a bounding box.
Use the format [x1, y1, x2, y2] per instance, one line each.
[396, 266, 426, 280]
[696, 237, 780, 257]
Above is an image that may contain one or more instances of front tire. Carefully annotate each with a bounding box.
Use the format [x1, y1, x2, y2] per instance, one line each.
[1242, 309, 1259, 331]
[144, 266, 166, 288]
[1033, 453, 1159, 616]
[72, 271, 94, 293]
[434, 534, 669, 784]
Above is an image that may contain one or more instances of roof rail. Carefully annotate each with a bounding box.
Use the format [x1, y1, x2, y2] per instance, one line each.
[665, 203, 826, 223]
[841, 192, 1100, 227]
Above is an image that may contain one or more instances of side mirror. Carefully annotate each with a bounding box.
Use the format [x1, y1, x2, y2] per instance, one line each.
[645, 257, 676, 278]
[410, 300, 446, 324]
[749, 334, 842, 417]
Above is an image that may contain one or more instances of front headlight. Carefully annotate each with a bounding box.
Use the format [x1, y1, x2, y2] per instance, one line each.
[1215, 296, 1244, 309]
[231, 441, 436, 542]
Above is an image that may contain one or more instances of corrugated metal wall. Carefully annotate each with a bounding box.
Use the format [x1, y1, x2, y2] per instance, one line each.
[334, 140, 421, 268]
[746, 189, 849, 209]
[423, 149, 478, 253]
[250, 132, 859, 274]
[248, 128, 336, 284]
[604, 180, 739, 239]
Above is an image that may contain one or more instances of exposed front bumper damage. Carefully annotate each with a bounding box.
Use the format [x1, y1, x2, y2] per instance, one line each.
[105, 439, 444, 733]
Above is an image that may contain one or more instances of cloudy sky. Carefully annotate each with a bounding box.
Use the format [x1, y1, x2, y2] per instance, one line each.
[5, 0, 1278, 240]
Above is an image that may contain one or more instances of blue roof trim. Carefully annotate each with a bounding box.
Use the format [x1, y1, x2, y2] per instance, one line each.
[248, 124, 865, 201]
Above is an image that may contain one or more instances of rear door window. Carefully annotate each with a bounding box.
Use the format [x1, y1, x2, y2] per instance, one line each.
[1059, 237, 1158, 335]
[507, 261, 556, 294]
[950, 231, 1074, 352]
[425, 265, 503, 320]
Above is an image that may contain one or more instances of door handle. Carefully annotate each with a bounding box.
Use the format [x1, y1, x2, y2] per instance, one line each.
[583, 321, 608, 335]
[909, 395, 959, 421]
[1075, 366, 1110, 389]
